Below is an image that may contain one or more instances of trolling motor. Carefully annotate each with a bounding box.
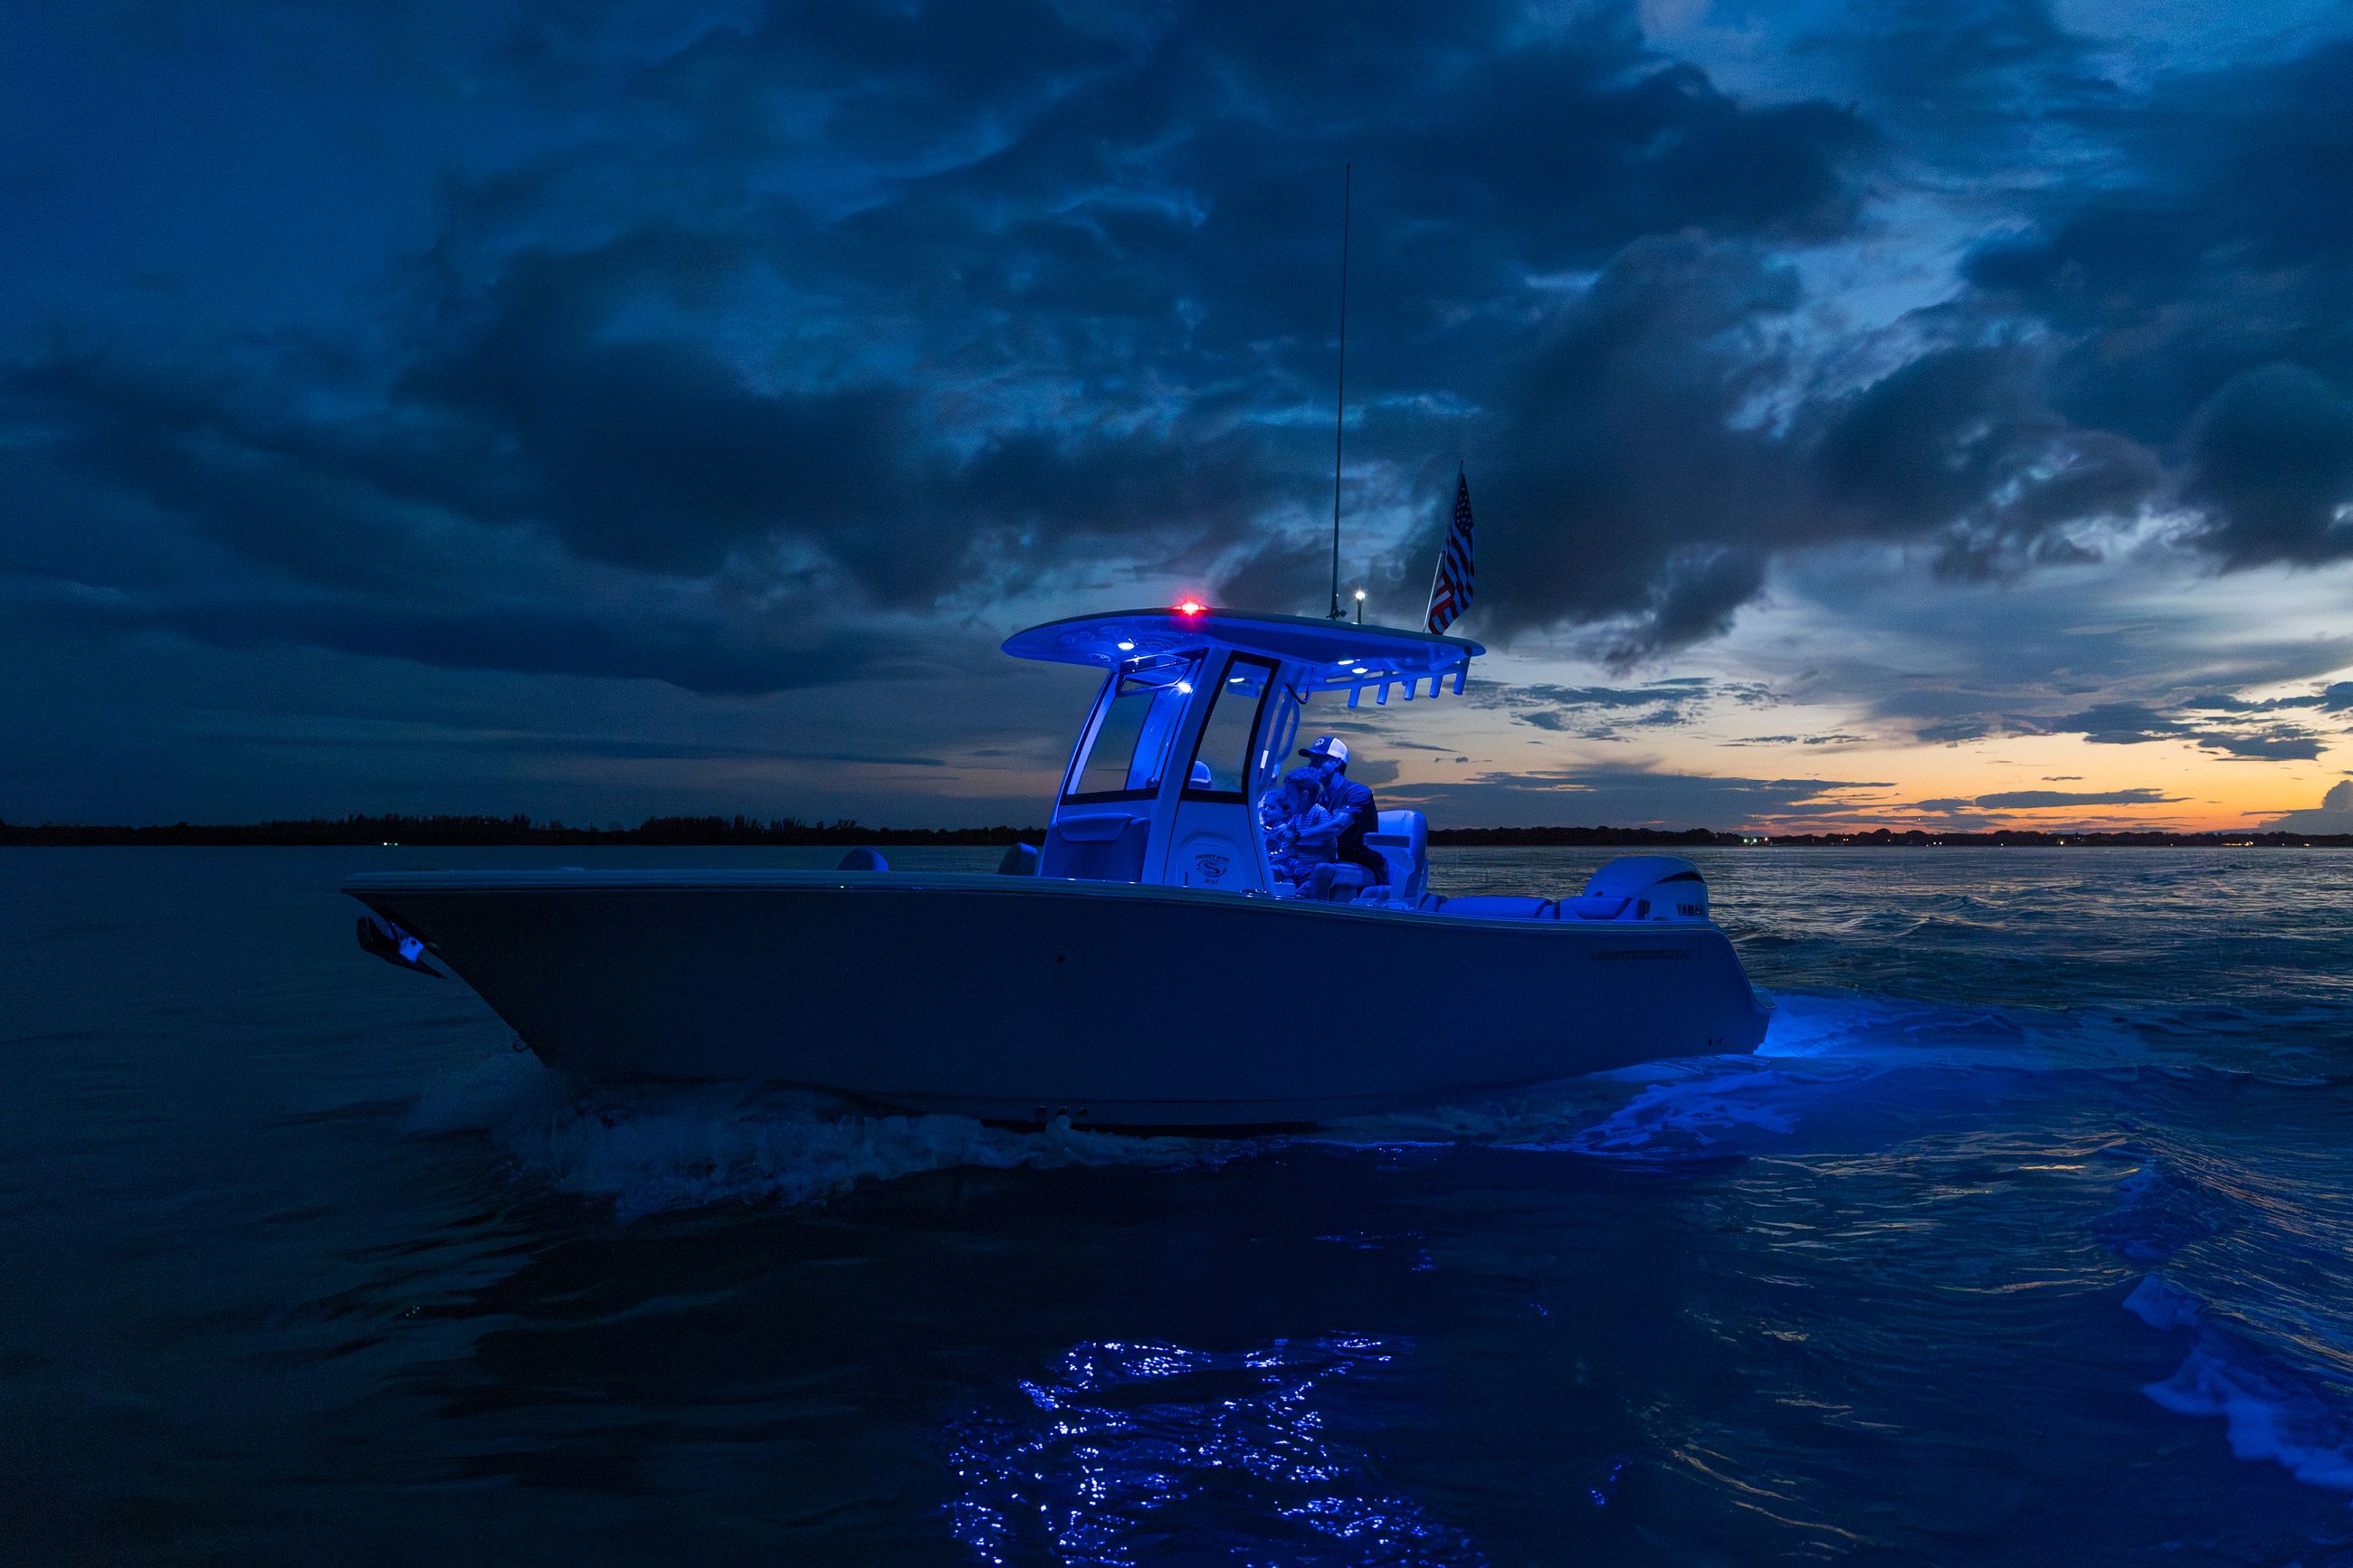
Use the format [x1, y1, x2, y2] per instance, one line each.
[356, 915, 443, 978]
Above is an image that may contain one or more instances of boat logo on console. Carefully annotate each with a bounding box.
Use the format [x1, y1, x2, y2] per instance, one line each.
[1191, 851, 1233, 884]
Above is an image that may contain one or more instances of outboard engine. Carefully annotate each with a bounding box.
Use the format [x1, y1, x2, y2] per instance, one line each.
[1583, 855, 1709, 921]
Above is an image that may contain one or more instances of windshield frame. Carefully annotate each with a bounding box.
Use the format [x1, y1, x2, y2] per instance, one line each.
[1177, 652, 1278, 806]
[1059, 653, 1202, 804]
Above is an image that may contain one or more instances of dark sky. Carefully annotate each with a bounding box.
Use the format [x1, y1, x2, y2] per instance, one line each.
[7, 0, 2353, 831]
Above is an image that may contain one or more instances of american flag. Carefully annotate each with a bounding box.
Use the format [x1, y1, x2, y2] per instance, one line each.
[1424, 466, 1476, 634]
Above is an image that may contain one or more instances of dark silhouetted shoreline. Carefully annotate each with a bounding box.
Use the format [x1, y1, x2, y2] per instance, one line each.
[3, 814, 2348, 849]
[0, 815, 1039, 848]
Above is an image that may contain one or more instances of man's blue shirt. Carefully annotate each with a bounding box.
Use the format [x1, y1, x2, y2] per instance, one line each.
[1321, 774, 1381, 870]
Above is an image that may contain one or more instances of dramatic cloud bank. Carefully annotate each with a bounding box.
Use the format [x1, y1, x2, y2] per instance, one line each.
[2, 0, 2350, 827]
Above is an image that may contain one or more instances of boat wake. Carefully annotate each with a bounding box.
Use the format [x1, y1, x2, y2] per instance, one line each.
[402, 989, 2351, 1212]
[382, 993, 1931, 1223]
[403, 1051, 1215, 1221]
[2128, 1284, 2353, 1493]
[398, 988, 2353, 1511]
[2101, 1151, 2353, 1497]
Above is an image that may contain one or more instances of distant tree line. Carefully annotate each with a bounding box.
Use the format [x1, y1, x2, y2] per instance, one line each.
[1755, 828, 2353, 848]
[1424, 825, 1739, 846]
[2, 815, 2347, 849]
[1434, 825, 2353, 847]
[0, 814, 1043, 847]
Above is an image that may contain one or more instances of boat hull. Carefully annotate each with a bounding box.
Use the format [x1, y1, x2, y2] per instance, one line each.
[345, 870, 1770, 1127]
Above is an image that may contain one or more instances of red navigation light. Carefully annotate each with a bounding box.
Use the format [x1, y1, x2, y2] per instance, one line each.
[1175, 598, 1206, 617]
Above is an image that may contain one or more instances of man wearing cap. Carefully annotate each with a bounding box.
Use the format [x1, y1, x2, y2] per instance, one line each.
[1294, 736, 1384, 894]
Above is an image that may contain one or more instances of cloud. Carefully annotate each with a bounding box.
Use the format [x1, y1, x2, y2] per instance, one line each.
[1467, 237, 1805, 651]
[6, 238, 1281, 615]
[1388, 765, 1892, 830]
[2179, 691, 2327, 713]
[2190, 729, 2326, 762]
[1480, 674, 1724, 738]
[1519, 683, 1711, 710]
[1813, 0, 2110, 159]
[2263, 779, 2353, 832]
[1969, 787, 2180, 808]
[2031, 698, 2328, 762]
[1608, 546, 1766, 665]
[2043, 702, 2184, 745]
[2184, 365, 2353, 568]
[7, 0, 2353, 825]
[0, 0, 1891, 691]
[1806, 342, 2161, 580]
[1722, 731, 1864, 747]
[22, 0, 2346, 678]
[23, 581, 916, 697]
[1959, 38, 2353, 568]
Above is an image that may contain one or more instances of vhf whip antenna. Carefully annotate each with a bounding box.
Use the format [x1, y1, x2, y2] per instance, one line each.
[1328, 163, 1351, 621]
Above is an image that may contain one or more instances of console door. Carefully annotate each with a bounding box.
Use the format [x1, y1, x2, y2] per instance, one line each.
[1157, 653, 1279, 891]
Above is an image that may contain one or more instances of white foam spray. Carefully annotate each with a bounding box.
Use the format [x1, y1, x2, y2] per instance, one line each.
[405, 1052, 1216, 1221]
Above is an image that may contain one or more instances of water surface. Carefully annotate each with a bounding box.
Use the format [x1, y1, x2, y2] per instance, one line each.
[5, 846, 2350, 1563]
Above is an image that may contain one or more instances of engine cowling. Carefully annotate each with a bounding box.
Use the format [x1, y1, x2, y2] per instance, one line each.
[1583, 855, 1709, 921]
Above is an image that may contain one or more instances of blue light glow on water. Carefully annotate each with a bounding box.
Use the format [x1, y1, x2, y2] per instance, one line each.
[945, 1335, 1486, 1566]
[4, 845, 2351, 1563]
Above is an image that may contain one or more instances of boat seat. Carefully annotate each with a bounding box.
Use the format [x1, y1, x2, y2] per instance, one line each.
[1362, 810, 1428, 905]
[1421, 895, 1558, 919]
[1310, 861, 1375, 901]
[1558, 894, 1631, 920]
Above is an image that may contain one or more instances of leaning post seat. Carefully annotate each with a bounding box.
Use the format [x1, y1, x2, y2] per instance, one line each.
[1310, 861, 1375, 901]
[1360, 810, 1428, 907]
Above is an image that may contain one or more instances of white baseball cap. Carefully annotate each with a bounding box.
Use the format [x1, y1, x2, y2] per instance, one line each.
[1298, 736, 1349, 766]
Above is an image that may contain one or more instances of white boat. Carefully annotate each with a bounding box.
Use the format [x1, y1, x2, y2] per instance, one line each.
[346, 603, 1771, 1127]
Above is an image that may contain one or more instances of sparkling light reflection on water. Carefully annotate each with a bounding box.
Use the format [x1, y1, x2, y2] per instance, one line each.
[4, 846, 2352, 1564]
[947, 1336, 1489, 1566]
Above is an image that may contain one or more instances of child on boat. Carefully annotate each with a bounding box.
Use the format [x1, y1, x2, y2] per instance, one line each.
[1258, 766, 1340, 892]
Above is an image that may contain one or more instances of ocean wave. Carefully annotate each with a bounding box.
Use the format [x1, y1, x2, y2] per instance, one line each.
[1762, 992, 2353, 1088]
[1293, 1054, 1824, 1165]
[2104, 1159, 2353, 1497]
[1511, 1064, 1798, 1158]
[2138, 1312, 2353, 1494]
[2094, 1165, 2225, 1265]
[1756, 992, 2073, 1071]
[2121, 1273, 2204, 1331]
[404, 1052, 1215, 1221]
